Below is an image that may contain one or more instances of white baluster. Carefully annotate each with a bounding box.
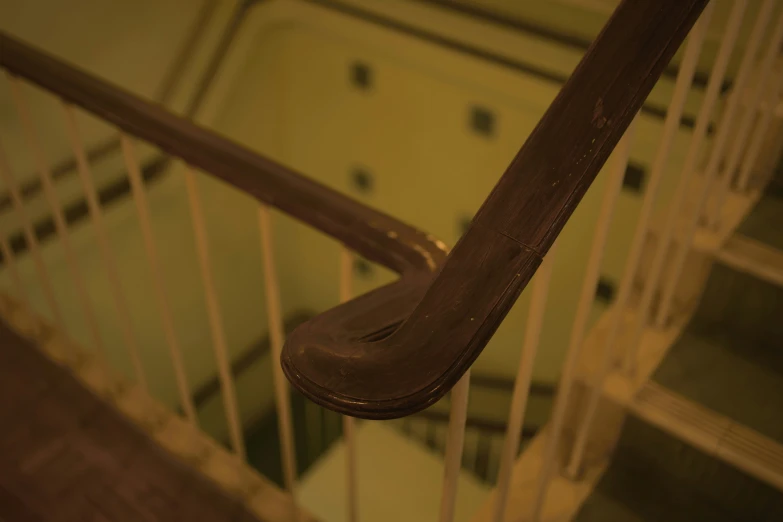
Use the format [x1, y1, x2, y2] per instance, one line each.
[258, 206, 299, 499]
[61, 103, 148, 389]
[533, 130, 640, 522]
[658, 1, 780, 329]
[0, 235, 22, 300]
[8, 75, 101, 351]
[619, 5, 714, 373]
[0, 178, 24, 301]
[654, 0, 751, 327]
[438, 369, 470, 522]
[120, 135, 198, 424]
[736, 72, 783, 191]
[563, 119, 637, 480]
[340, 247, 359, 522]
[493, 248, 557, 522]
[184, 166, 245, 457]
[706, 0, 781, 226]
[735, 18, 783, 192]
[0, 142, 58, 323]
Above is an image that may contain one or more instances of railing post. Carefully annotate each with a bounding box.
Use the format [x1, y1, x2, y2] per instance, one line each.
[619, 4, 714, 372]
[184, 165, 246, 457]
[736, 72, 783, 191]
[438, 370, 470, 522]
[62, 102, 148, 389]
[120, 134, 198, 425]
[653, 0, 755, 326]
[0, 141, 61, 326]
[0, 213, 23, 300]
[340, 247, 359, 522]
[706, 0, 783, 226]
[8, 74, 102, 352]
[563, 118, 637, 480]
[258, 206, 300, 503]
[532, 123, 640, 522]
[493, 248, 557, 522]
[657, 1, 782, 327]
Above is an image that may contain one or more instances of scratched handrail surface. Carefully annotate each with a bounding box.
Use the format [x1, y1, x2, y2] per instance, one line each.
[285, 0, 708, 418]
[0, 0, 706, 420]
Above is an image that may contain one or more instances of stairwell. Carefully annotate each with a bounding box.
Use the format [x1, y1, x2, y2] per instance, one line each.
[2, 1, 783, 521]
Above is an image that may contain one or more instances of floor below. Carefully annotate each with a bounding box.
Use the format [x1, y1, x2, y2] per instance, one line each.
[0, 320, 261, 522]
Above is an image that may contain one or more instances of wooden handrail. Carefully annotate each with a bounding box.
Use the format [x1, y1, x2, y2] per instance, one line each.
[283, 0, 708, 418]
[0, 0, 706, 420]
[283, 0, 707, 418]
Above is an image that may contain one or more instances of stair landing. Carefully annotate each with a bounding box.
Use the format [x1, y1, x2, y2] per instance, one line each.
[0, 319, 261, 522]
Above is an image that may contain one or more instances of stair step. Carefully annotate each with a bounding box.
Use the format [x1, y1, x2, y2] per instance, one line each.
[631, 382, 783, 492]
[718, 235, 783, 288]
[576, 415, 783, 522]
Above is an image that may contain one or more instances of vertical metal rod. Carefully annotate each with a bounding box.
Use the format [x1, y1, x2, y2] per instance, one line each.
[258, 206, 299, 500]
[492, 249, 557, 522]
[564, 119, 639, 479]
[9, 75, 101, 350]
[438, 370, 471, 522]
[736, 71, 783, 191]
[619, 6, 714, 373]
[0, 142, 58, 324]
[658, 1, 781, 326]
[62, 103, 148, 388]
[184, 165, 245, 456]
[0, 223, 22, 300]
[655, 0, 751, 326]
[340, 247, 359, 522]
[705, 0, 779, 225]
[120, 135, 197, 424]
[735, 15, 783, 192]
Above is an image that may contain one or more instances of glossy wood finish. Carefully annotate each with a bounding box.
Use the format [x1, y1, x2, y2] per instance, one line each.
[0, 0, 706, 420]
[285, 0, 708, 418]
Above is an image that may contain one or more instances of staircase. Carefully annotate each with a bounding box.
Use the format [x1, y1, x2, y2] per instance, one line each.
[574, 160, 783, 520]
[1, 0, 783, 521]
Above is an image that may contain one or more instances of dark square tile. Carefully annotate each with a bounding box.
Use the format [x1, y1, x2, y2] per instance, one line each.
[470, 106, 495, 137]
[351, 62, 372, 90]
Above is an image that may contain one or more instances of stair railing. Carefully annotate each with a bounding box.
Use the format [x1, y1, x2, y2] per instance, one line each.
[5, 0, 783, 520]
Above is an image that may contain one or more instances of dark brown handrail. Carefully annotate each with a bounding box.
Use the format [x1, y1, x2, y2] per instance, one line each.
[282, 0, 708, 418]
[0, 0, 706, 420]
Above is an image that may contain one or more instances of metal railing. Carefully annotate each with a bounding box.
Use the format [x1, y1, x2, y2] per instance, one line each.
[1, 0, 782, 520]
